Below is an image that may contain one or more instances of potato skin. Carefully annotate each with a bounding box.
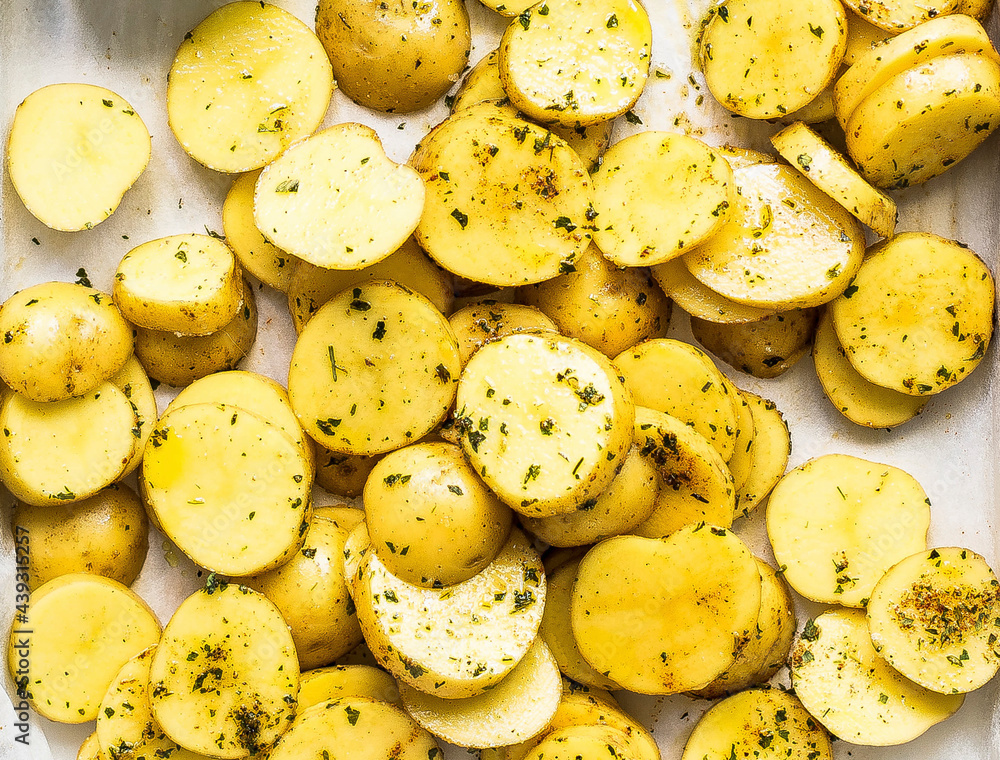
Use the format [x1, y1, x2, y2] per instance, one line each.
[316, 0, 471, 113]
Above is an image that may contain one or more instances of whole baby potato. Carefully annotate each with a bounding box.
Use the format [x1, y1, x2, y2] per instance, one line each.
[316, 0, 471, 113]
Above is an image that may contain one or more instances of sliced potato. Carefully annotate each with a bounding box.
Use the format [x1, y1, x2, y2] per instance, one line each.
[813, 308, 928, 427]
[8, 574, 160, 724]
[255, 123, 424, 270]
[298, 664, 401, 710]
[167, 1, 334, 173]
[76, 732, 102, 760]
[682, 163, 865, 309]
[7, 83, 150, 231]
[454, 333, 635, 517]
[650, 257, 778, 325]
[841, 0, 960, 31]
[962, 0, 996, 20]
[314, 445, 382, 499]
[767, 453, 931, 606]
[843, 9, 891, 67]
[735, 393, 790, 516]
[829, 232, 994, 395]
[868, 547, 1000, 694]
[723, 385, 755, 492]
[701, 0, 847, 119]
[108, 356, 157, 478]
[691, 309, 817, 379]
[716, 145, 776, 169]
[449, 302, 559, 366]
[149, 582, 298, 758]
[528, 724, 637, 760]
[791, 609, 964, 745]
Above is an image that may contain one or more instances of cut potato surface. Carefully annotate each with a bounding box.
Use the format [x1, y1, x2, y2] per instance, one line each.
[8, 574, 160, 724]
[0, 383, 138, 507]
[771, 121, 897, 238]
[591, 132, 733, 266]
[841, 0, 961, 31]
[829, 232, 994, 395]
[349, 526, 545, 698]
[868, 547, 1000, 694]
[297, 665, 401, 710]
[288, 280, 461, 456]
[454, 333, 634, 517]
[498, 0, 652, 127]
[767, 453, 931, 606]
[115, 233, 242, 335]
[681, 688, 832, 760]
[691, 309, 817, 380]
[846, 52, 1000, 188]
[683, 163, 865, 309]
[167, 1, 333, 173]
[572, 526, 761, 694]
[843, 9, 891, 66]
[735, 393, 790, 515]
[77, 733, 101, 760]
[7, 83, 150, 231]
[314, 446, 382, 499]
[650, 257, 778, 325]
[449, 302, 559, 366]
[399, 639, 561, 748]
[528, 725, 638, 760]
[412, 108, 593, 286]
[723, 387, 755, 492]
[108, 356, 157, 478]
[141, 402, 312, 576]
[701, 0, 847, 119]
[149, 583, 298, 758]
[791, 609, 964, 745]
[813, 308, 928, 427]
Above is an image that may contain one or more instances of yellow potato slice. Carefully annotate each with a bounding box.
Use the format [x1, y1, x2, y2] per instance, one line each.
[115, 233, 242, 335]
[454, 333, 634, 517]
[141, 402, 313, 576]
[399, 639, 561, 748]
[843, 9, 892, 67]
[681, 688, 832, 760]
[591, 132, 733, 267]
[449, 302, 559, 366]
[771, 122, 897, 238]
[167, 1, 334, 173]
[735, 393, 790, 516]
[108, 356, 157, 478]
[723, 385, 755, 492]
[223, 170, 299, 292]
[314, 445, 382, 499]
[287, 239, 454, 332]
[149, 582, 299, 758]
[288, 280, 460, 456]
[412, 108, 593, 286]
[572, 527, 761, 695]
[614, 338, 739, 461]
[846, 52, 1000, 188]
[701, 0, 847, 119]
[782, 81, 837, 123]
[7, 83, 150, 231]
[962, 0, 996, 20]
[716, 145, 776, 169]
[841, 0, 961, 31]
[348, 526, 546, 698]
[767, 453, 931, 606]
[868, 547, 1000, 694]
[813, 308, 929, 427]
[691, 309, 818, 379]
[834, 14, 999, 127]
[498, 0, 652, 127]
[267, 697, 439, 760]
[8, 574, 160, 724]
[630, 407, 736, 537]
[528, 724, 638, 760]
[0, 383, 138, 507]
[829, 232, 994, 395]
[650, 257, 778, 325]
[298, 665, 401, 710]
[682, 163, 865, 309]
[76, 732, 102, 760]
[791, 609, 964, 745]
[255, 123, 424, 270]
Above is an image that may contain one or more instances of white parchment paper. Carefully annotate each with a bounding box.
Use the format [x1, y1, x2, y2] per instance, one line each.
[0, 1, 998, 758]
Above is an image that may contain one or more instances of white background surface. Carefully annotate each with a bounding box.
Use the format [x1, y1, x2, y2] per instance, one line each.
[0, 0, 998, 758]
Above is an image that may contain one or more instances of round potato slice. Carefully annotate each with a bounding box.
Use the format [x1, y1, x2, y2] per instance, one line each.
[108, 356, 157, 478]
[527, 724, 638, 760]
[841, 0, 960, 31]
[149, 582, 299, 758]
[167, 1, 334, 173]
[723, 385, 755, 492]
[868, 547, 1000, 694]
[297, 665, 401, 710]
[115, 234, 242, 335]
[449, 302, 559, 366]
[681, 688, 833, 760]
[829, 232, 994, 396]
[498, 0, 652, 127]
[77, 732, 102, 760]
[288, 280, 461, 456]
[0, 383, 138, 507]
[735, 393, 790, 516]
[455, 333, 635, 517]
[7, 83, 150, 231]
[701, 0, 847, 119]
[691, 309, 818, 379]
[0, 281, 133, 403]
[399, 639, 562, 749]
[141, 402, 313, 576]
[682, 163, 865, 310]
[650, 257, 778, 325]
[412, 108, 593, 286]
[8, 574, 160, 724]
[314, 445, 382, 499]
[843, 9, 891, 67]
[767, 453, 931, 606]
[791, 609, 964, 745]
[572, 527, 761, 695]
[813, 308, 928, 427]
